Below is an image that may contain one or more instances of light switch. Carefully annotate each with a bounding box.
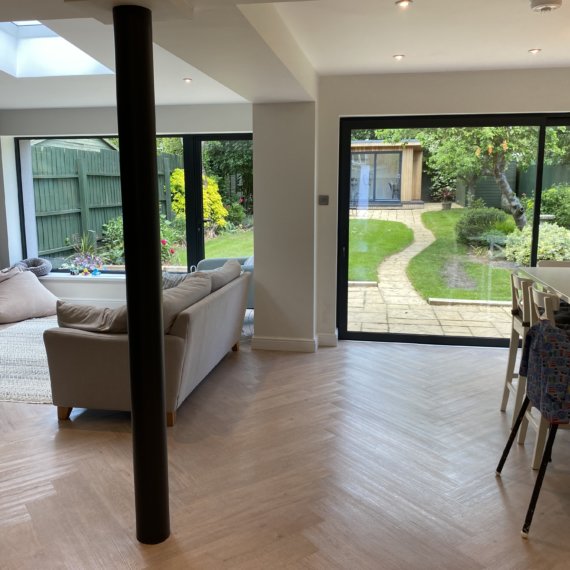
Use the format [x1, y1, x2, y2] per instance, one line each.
[318, 195, 329, 206]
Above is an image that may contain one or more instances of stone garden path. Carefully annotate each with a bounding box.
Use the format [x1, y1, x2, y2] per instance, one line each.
[347, 204, 512, 338]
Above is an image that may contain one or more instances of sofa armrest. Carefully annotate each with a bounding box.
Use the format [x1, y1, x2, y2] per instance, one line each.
[44, 327, 132, 411]
[43, 327, 185, 413]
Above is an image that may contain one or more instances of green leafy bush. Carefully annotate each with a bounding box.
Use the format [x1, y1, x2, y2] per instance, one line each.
[169, 213, 187, 246]
[468, 197, 487, 209]
[169, 168, 228, 237]
[101, 213, 187, 265]
[455, 207, 509, 245]
[520, 186, 570, 229]
[505, 222, 570, 265]
[101, 216, 125, 264]
[226, 202, 246, 226]
[170, 168, 185, 215]
[541, 186, 570, 229]
[203, 175, 228, 236]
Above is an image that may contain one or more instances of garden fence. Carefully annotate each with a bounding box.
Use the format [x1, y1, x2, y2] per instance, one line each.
[32, 146, 182, 257]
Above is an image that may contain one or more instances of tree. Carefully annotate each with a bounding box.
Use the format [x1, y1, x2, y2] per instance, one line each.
[202, 140, 253, 214]
[156, 137, 183, 157]
[367, 126, 570, 229]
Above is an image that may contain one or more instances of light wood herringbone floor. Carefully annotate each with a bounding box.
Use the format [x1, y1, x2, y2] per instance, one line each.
[1, 341, 569, 569]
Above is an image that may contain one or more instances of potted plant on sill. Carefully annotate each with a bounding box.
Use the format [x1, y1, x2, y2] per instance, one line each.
[61, 231, 105, 275]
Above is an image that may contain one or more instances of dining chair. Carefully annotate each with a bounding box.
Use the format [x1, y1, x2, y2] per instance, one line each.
[495, 319, 570, 537]
[500, 273, 533, 425]
[516, 286, 563, 469]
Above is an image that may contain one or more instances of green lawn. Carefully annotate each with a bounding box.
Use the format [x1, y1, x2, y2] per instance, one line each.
[174, 229, 254, 265]
[349, 219, 414, 281]
[407, 209, 511, 301]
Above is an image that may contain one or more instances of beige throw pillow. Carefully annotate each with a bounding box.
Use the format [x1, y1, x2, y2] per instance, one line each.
[56, 273, 212, 334]
[57, 300, 128, 333]
[162, 272, 212, 331]
[0, 266, 22, 283]
[0, 271, 58, 324]
[196, 259, 241, 292]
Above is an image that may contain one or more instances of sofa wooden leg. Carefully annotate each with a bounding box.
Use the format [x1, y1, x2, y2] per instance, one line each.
[232, 342, 240, 352]
[166, 411, 176, 427]
[57, 406, 72, 421]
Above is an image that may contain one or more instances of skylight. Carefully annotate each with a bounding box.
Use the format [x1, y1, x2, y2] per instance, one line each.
[0, 21, 112, 78]
[12, 21, 42, 26]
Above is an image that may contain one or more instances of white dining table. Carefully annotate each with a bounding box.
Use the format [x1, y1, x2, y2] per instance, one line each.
[520, 267, 570, 303]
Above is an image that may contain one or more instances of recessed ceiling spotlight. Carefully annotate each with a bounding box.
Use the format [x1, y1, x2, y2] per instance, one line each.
[183, 77, 192, 84]
[530, 0, 562, 12]
[393, 54, 405, 61]
[395, 0, 413, 8]
[528, 48, 542, 54]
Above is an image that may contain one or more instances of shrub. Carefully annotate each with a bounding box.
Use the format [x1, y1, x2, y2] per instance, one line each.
[101, 213, 187, 265]
[468, 197, 487, 209]
[169, 213, 187, 246]
[520, 186, 570, 229]
[541, 185, 570, 229]
[493, 217, 517, 236]
[203, 175, 228, 236]
[170, 168, 185, 215]
[169, 168, 228, 237]
[505, 222, 570, 265]
[455, 207, 509, 245]
[226, 202, 246, 226]
[101, 216, 125, 264]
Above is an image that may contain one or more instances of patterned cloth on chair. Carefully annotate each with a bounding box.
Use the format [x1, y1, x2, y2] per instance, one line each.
[519, 320, 570, 424]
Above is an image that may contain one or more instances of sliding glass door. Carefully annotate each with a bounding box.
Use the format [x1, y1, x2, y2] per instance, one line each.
[338, 114, 570, 346]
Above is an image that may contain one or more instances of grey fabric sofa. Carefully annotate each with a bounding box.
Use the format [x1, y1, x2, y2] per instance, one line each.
[43, 272, 250, 426]
[197, 256, 254, 309]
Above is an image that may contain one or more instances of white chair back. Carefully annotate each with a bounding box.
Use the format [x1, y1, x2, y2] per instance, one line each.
[511, 273, 533, 325]
[529, 284, 560, 326]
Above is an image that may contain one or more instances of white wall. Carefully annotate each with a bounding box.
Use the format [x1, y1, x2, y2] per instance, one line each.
[0, 137, 22, 267]
[252, 102, 317, 352]
[0, 103, 252, 136]
[316, 68, 570, 342]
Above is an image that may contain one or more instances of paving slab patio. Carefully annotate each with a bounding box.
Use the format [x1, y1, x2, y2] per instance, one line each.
[347, 204, 511, 339]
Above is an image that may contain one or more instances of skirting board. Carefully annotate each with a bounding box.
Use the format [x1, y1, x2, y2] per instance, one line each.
[252, 335, 318, 353]
[318, 331, 338, 347]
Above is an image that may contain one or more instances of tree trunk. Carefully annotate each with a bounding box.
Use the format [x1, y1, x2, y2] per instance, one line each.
[493, 162, 527, 229]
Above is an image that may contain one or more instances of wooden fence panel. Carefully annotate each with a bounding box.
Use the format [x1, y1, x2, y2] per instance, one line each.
[32, 146, 182, 258]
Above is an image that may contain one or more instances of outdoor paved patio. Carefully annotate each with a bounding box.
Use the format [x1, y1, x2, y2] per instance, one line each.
[347, 204, 512, 339]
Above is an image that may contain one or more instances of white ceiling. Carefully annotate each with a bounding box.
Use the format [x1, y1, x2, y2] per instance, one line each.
[0, 0, 569, 109]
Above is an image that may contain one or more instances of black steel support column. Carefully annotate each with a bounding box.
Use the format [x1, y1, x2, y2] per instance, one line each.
[113, 5, 170, 544]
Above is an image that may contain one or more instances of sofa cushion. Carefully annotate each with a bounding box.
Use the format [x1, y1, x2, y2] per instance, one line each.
[0, 270, 58, 324]
[162, 271, 188, 290]
[163, 272, 212, 331]
[0, 265, 22, 284]
[198, 259, 241, 292]
[57, 300, 128, 333]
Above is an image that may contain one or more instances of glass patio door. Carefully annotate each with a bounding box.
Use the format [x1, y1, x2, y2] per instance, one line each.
[338, 115, 570, 347]
[182, 134, 253, 269]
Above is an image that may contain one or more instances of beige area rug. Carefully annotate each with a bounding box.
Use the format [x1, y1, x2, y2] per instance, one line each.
[0, 316, 57, 404]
